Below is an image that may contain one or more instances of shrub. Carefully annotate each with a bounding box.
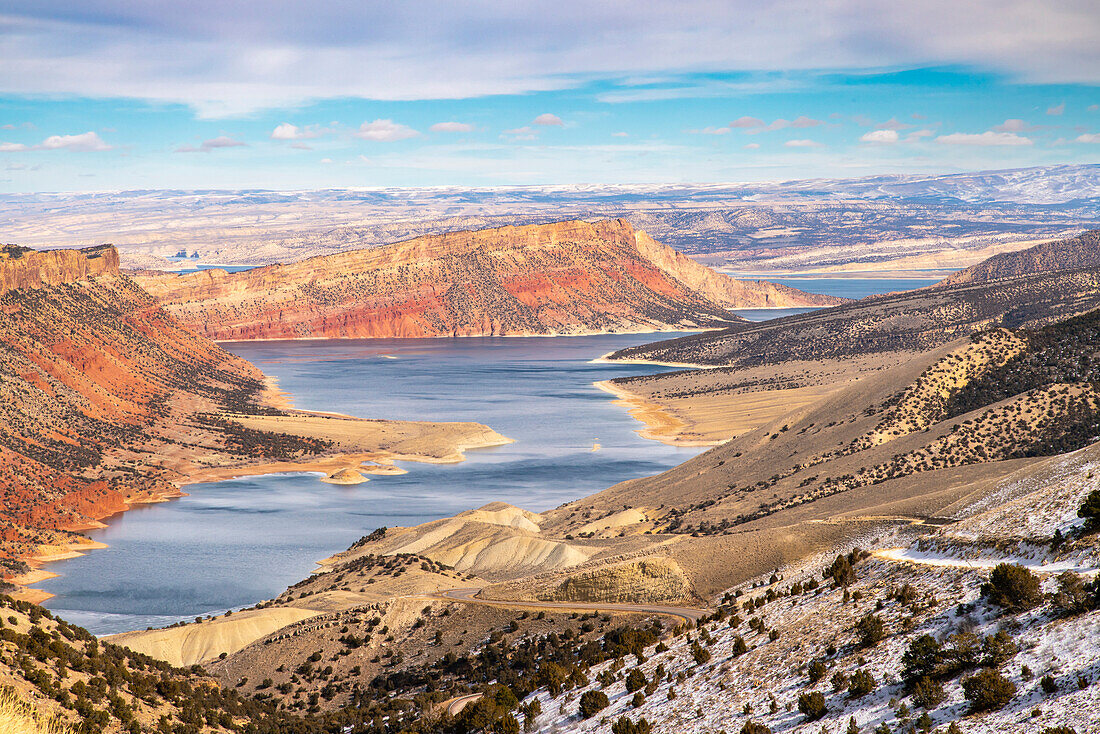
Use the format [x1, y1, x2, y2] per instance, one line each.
[631, 692, 644, 708]
[579, 690, 609, 718]
[824, 555, 856, 587]
[961, 668, 1015, 713]
[731, 636, 748, 656]
[807, 658, 827, 684]
[982, 564, 1041, 613]
[741, 722, 771, 734]
[911, 676, 945, 709]
[691, 642, 711, 665]
[626, 669, 647, 693]
[1052, 572, 1097, 616]
[1078, 488, 1100, 531]
[980, 631, 1018, 667]
[1041, 675, 1058, 694]
[797, 691, 828, 720]
[1039, 727, 1076, 734]
[855, 613, 885, 648]
[848, 669, 875, 698]
[611, 716, 652, 734]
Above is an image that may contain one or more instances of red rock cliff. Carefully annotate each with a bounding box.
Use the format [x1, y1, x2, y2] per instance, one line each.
[0, 244, 119, 294]
[0, 244, 282, 574]
[136, 219, 844, 340]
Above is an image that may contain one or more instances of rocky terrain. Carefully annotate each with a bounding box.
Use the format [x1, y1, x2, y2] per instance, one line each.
[5, 220, 1100, 734]
[0, 244, 507, 603]
[134, 219, 839, 341]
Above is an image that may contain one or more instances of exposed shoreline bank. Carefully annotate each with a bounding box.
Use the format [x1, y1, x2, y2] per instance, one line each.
[592, 379, 723, 448]
[9, 407, 512, 605]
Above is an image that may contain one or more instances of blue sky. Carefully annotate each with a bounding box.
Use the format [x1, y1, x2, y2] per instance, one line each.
[1, 1, 1099, 191]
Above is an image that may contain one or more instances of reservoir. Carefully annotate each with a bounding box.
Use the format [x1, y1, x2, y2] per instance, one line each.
[40, 334, 706, 634]
[39, 277, 917, 634]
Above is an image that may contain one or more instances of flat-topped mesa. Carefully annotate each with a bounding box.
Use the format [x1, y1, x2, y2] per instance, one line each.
[0, 244, 120, 294]
[135, 219, 843, 340]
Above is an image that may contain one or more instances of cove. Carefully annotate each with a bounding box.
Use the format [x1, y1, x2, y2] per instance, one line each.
[40, 334, 706, 635]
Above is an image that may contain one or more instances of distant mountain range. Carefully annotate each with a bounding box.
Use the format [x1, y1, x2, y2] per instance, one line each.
[2, 164, 1096, 272]
[134, 219, 841, 340]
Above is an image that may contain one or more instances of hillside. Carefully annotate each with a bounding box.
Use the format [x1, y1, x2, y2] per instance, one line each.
[941, 229, 1100, 286]
[0, 245, 507, 600]
[134, 219, 841, 341]
[607, 255, 1100, 370]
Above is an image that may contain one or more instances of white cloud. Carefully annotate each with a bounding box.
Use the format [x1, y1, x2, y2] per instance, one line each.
[1090, 104, 1099, 112]
[271, 123, 331, 141]
[731, 116, 765, 128]
[0, 131, 111, 152]
[290, 142, 312, 150]
[875, 117, 909, 130]
[1076, 133, 1100, 143]
[175, 135, 246, 153]
[532, 113, 564, 126]
[1, 3, 1099, 116]
[935, 131, 1032, 146]
[688, 126, 731, 135]
[611, 131, 629, 137]
[860, 129, 899, 144]
[271, 123, 302, 140]
[992, 119, 1038, 132]
[430, 122, 474, 133]
[784, 138, 823, 147]
[1047, 102, 1066, 116]
[502, 126, 539, 140]
[733, 116, 822, 134]
[904, 129, 935, 141]
[743, 142, 760, 149]
[354, 119, 419, 142]
[320, 157, 333, 163]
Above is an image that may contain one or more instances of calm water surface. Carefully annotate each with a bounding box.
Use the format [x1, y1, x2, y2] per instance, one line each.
[39, 276, 920, 634]
[41, 334, 706, 634]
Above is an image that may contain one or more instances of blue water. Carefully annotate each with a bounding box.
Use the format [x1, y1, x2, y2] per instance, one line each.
[763, 277, 940, 301]
[37, 277, 922, 634]
[40, 334, 704, 635]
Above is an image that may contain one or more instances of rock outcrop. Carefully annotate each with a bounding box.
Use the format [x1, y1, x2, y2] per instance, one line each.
[135, 220, 843, 340]
[0, 244, 119, 294]
[543, 557, 692, 604]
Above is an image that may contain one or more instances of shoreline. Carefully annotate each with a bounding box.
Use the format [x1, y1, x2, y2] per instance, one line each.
[8, 409, 513, 605]
[588, 350, 717, 370]
[210, 324, 728, 344]
[592, 379, 723, 448]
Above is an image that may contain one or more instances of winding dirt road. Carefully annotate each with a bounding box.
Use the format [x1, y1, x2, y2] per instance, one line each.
[424, 587, 707, 625]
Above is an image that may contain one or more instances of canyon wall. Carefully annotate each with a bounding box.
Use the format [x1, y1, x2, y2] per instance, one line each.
[0, 245, 284, 576]
[136, 219, 844, 341]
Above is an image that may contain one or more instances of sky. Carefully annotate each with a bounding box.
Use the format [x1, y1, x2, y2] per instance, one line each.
[1, 1, 1099, 192]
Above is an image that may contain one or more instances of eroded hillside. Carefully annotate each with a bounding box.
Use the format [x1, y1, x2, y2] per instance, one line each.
[134, 219, 841, 341]
[0, 245, 507, 600]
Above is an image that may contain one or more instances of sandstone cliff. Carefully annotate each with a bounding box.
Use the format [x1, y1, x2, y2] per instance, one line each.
[0, 245, 322, 577]
[940, 229, 1100, 286]
[135, 220, 843, 341]
[0, 244, 118, 294]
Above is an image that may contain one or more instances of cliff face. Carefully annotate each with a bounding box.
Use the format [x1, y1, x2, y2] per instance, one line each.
[940, 229, 1100, 286]
[136, 219, 842, 341]
[0, 244, 119, 294]
[0, 245, 285, 574]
